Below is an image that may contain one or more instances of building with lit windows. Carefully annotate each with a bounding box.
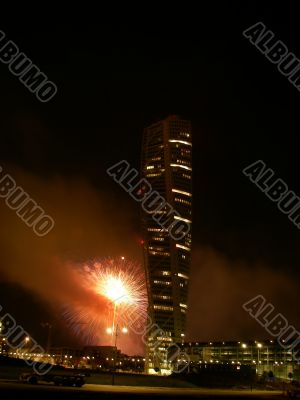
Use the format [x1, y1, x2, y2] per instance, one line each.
[141, 115, 192, 373]
[171, 340, 300, 380]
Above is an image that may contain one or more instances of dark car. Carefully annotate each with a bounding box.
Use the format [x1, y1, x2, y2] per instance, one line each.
[51, 374, 85, 387]
[19, 372, 39, 384]
[19, 372, 85, 387]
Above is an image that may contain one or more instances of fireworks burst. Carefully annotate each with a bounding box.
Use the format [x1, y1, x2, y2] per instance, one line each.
[64, 257, 148, 346]
[90, 260, 146, 307]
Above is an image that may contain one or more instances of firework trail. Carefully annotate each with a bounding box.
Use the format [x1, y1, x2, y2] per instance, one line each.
[63, 258, 148, 347]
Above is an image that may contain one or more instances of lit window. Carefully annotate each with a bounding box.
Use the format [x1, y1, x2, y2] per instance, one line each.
[172, 188, 192, 197]
[176, 244, 191, 251]
[156, 336, 172, 342]
[151, 156, 162, 161]
[153, 294, 172, 300]
[174, 216, 192, 224]
[169, 139, 192, 147]
[178, 273, 189, 280]
[149, 246, 164, 251]
[174, 197, 191, 206]
[170, 164, 192, 171]
[153, 305, 174, 311]
[146, 173, 162, 177]
[153, 237, 164, 241]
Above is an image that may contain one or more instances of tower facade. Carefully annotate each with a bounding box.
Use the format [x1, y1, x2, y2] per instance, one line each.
[141, 115, 192, 373]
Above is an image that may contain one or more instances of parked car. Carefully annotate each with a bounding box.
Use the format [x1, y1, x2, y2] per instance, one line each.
[19, 372, 85, 387]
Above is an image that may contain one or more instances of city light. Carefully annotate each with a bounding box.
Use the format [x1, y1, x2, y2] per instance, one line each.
[121, 327, 128, 334]
[106, 327, 113, 334]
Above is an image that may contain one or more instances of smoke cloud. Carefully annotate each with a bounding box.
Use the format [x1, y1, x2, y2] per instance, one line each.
[187, 247, 299, 342]
[0, 164, 143, 353]
[1, 165, 298, 354]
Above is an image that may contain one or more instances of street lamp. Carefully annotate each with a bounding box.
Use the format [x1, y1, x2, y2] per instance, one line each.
[257, 343, 262, 374]
[240, 343, 247, 364]
[23, 336, 30, 356]
[107, 324, 128, 385]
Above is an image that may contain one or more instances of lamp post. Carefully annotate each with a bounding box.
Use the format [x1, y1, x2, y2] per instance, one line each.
[257, 343, 262, 374]
[107, 325, 128, 385]
[24, 336, 30, 357]
[241, 343, 247, 364]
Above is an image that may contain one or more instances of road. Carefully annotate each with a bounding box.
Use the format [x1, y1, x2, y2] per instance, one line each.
[0, 381, 286, 399]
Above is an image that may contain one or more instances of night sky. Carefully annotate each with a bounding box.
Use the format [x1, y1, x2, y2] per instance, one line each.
[0, 4, 300, 352]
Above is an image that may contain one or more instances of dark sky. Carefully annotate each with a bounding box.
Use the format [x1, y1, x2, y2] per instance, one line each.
[0, 4, 299, 351]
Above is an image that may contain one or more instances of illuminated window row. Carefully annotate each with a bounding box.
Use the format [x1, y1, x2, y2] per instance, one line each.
[175, 159, 191, 167]
[170, 163, 192, 171]
[152, 237, 164, 241]
[182, 173, 191, 180]
[146, 173, 163, 178]
[179, 132, 190, 137]
[174, 216, 192, 224]
[172, 188, 192, 197]
[153, 294, 172, 300]
[153, 280, 171, 285]
[169, 139, 192, 147]
[180, 303, 188, 309]
[151, 157, 162, 161]
[149, 246, 164, 251]
[175, 197, 191, 206]
[181, 149, 191, 155]
[156, 336, 173, 341]
[153, 305, 174, 311]
[148, 228, 162, 232]
[176, 243, 191, 251]
[149, 251, 170, 256]
[178, 273, 189, 280]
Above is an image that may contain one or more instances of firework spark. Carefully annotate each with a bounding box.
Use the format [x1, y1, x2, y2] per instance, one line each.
[64, 258, 147, 348]
[90, 260, 146, 307]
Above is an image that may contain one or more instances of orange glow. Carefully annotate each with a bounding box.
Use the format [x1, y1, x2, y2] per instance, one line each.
[101, 275, 129, 304]
[64, 258, 147, 350]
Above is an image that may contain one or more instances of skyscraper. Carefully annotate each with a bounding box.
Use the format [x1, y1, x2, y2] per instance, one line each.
[141, 115, 192, 373]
